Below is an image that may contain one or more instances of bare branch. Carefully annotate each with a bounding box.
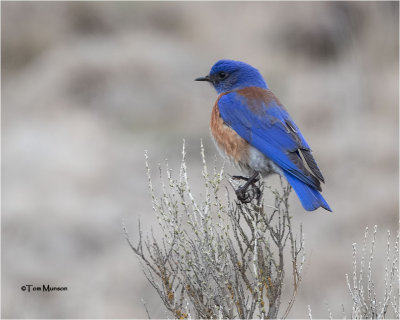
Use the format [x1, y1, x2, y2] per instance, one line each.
[128, 143, 307, 319]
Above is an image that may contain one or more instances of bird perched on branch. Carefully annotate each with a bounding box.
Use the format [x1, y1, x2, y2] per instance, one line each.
[195, 59, 331, 212]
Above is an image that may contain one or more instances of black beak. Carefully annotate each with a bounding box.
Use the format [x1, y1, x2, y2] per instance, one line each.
[195, 75, 211, 82]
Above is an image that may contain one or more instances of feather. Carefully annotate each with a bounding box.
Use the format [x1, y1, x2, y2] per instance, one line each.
[218, 87, 324, 190]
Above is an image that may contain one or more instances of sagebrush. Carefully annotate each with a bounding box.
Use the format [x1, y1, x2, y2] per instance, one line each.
[125, 141, 305, 319]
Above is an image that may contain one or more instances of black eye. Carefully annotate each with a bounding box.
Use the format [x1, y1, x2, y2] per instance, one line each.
[218, 71, 227, 79]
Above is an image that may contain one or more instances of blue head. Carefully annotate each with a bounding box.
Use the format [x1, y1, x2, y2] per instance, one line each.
[195, 59, 268, 94]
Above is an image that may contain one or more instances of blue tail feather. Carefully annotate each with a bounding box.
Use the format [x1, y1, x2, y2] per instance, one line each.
[283, 172, 332, 212]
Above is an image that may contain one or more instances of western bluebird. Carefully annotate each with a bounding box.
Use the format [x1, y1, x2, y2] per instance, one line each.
[195, 59, 331, 212]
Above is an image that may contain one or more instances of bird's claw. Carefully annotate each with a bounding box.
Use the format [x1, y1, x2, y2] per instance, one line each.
[232, 175, 249, 181]
[235, 186, 251, 203]
[236, 185, 262, 204]
[232, 176, 261, 203]
[232, 175, 260, 183]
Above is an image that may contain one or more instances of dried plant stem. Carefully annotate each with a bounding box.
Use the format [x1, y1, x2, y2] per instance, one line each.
[326, 225, 399, 320]
[126, 142, 305, 319]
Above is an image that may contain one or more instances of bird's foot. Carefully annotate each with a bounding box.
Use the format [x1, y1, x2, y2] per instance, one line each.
[235, 184, 262, 204]
[235, 185, 249, 203]
[232, 175, 250, 181]
[234, 172, 262, 204]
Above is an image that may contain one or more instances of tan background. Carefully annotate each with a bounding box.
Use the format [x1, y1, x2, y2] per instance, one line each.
[2, 2, 398, 318]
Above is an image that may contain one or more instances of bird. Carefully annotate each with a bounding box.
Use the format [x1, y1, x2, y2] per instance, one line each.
[195, 59, 331, 212]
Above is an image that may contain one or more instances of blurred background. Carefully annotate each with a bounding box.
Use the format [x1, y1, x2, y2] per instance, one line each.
[2, 2, 398, 318]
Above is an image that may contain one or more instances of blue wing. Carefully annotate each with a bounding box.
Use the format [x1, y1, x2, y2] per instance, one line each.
[218, 88, 324, 191]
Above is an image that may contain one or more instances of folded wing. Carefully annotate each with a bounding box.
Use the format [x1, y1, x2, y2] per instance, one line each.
[218, 87, 325, 191]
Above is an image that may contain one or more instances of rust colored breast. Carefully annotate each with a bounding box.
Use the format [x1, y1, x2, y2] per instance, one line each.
[210, 94, 250, 164]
